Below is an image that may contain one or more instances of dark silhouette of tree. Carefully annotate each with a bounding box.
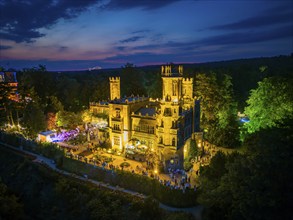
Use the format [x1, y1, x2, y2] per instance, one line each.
[195, 73, 239, 148]
[121, 63, 146, 96]
[0, 181, 24, 220]
[198, 122, 293, 220]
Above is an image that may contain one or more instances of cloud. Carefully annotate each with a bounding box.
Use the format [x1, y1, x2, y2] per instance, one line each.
[211, 4, 293, 30]
[124, 24, 292, 58]
[198, 25, 292, 46]
[120, 36, 144, 43]
[0, 0, 98, 43]
[131, 29, 150, 34]
[58, 46, 68, 52]
[104, 0, 181, 10]
[0, 45, 12, 50]
[116, 46, 126, 51]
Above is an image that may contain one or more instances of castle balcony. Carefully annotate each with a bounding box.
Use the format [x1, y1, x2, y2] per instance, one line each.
[111, 117, 122, 122]
[112, 129, 122, 134]
[157, 127, 164, 133]
[170, 129, 178, 135]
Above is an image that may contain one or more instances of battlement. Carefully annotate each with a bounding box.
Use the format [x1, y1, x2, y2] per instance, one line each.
[109, 77, 120, 82]
[161, 65, 183, 76]
[182, 78, 193, 83]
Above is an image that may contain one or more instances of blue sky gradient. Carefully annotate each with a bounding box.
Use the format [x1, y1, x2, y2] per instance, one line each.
[0, 0, 292, 71]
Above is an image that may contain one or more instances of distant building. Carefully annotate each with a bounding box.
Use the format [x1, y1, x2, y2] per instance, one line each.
[90, 65, 200, 170]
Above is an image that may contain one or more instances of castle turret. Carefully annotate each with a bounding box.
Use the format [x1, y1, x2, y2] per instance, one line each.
[182, 78, 193, 98]
[109, 77, 120, 100]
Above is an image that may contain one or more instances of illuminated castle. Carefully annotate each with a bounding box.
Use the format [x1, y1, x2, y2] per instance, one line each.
[90, 65, 200, 169]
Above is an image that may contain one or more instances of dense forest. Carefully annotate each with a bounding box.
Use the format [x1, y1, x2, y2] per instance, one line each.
[1, 55, 293, 219]
[2, 55, 292, 143]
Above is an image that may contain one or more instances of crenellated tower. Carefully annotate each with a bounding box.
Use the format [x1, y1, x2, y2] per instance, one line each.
[161, 65, 184, 102]
[182, 77, 194, 107]
[157, 65, 195, 167]
[109, 77, 120, 100]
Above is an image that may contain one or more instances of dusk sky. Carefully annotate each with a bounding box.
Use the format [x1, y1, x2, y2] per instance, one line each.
[0, 0, 292, 71]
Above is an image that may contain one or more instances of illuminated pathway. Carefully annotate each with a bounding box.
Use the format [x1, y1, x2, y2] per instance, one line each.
[0, 142, 203, 219]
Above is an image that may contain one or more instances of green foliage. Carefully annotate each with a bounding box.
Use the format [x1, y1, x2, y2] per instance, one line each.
[18, 65, 56, 103]
[244, 77, 293, 134]
[45, 96, 64, 113]
[56, 110, 82, 129]
[56, 76, 82, 111]
[144, 70, 162, 98]
[22, 101, 46, 138]
[121, 63, 147, 96]
[184, 139, 199, 171]
[99, 141, 111, 149]
[90, 76, 110, 101]
[0, 181, 24, 220]
[198, 123, 293, 220]
[190, 139, 200, 158]
[195, 73, 240, 148]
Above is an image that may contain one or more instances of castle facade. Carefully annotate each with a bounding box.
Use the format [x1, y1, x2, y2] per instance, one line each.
[90, 65, 200, 169]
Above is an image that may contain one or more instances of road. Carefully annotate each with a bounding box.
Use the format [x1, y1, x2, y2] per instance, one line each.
[0, 141, 203, 219]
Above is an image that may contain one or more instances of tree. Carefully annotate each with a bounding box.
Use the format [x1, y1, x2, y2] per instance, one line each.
[0, 182, 24, 219]
[244, 77, 293, 134]
[18, 65, 56, 103]
[184, 139, 199, 170]
[91, 77, 110, 101]
[144, 70, 162, 98]
[45, 96, 64, 113]
[198, 123, 293, 220]
[56, 110, 82, 129]
[121, 63, 146, 96]
[56, 76, 81, 111]
[0, 82, 17, 126]
[195, 73, 239, 147]
[22, 101, 47, 137]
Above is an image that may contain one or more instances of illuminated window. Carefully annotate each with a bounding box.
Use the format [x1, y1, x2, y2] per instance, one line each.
[114, 137, 120, 145]
[164, 108, 172, 116]
[115, 109, 121, 118]
[113, 124, 120, 131]
[172, 81, 177, 96]
[172, 138, 176, 146]
[141, 124, 148, 133]
[134, 125, 140, 131]
[149, 126, 154, 134]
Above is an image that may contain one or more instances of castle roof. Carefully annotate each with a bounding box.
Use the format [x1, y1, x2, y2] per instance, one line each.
[135, 107, 156, 116]
[109, 96, 148, 104]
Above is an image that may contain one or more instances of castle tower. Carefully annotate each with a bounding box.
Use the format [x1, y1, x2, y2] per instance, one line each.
[157, 65, 195, 169]
[161, 65, 183, 102]
[109, 77, 120, 100]
[182, 78, 193, 99]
